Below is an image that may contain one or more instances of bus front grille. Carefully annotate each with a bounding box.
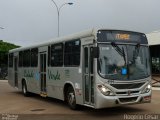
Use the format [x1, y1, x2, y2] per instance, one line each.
[110, 83, 145, 89]
[116, 91, 139, 95]
[119, 97, 138, 103]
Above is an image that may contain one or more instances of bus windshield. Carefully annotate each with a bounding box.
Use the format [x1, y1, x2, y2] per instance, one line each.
[98, 44, 151, 80]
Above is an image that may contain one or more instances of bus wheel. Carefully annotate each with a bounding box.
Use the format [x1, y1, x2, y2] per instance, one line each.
[22, 81, 29, 97]
[67, 87, 77, 110]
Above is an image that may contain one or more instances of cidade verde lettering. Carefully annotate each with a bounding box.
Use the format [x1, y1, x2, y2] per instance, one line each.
[24, 70, 34, 78]
[48, 70, 60, 80]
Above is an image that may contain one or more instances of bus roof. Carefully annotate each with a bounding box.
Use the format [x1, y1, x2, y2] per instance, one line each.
[9, 28, 145, 53]
[9, 28, 96, 53]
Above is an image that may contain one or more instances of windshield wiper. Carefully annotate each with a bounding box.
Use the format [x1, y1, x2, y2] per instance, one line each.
[111, 42, 127, 65]
[132, 43, 140, 63]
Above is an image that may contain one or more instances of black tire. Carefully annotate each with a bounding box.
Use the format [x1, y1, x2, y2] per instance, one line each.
[66, 87, 77, 110]
[22, 81, 29, 97]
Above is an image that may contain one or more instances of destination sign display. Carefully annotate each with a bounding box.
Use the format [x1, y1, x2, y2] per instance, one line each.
[97, 30, 148, 44]
[115, 34, 130, 40]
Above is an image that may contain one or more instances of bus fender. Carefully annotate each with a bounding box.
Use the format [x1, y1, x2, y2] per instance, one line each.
[63, 81, 76, 101]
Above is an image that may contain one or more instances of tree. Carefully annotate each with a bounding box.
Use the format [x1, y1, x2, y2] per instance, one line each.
[0, 40, 20, 66]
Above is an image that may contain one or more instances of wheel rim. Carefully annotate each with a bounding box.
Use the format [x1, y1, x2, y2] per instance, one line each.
[23, 85, 26, 94]
[68, 92, 75, 106]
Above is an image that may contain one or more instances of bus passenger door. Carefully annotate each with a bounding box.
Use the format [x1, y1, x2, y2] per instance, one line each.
[83, 45, 94, 105]
[14, 57, 18, 87]
[39, 52, 47, 95]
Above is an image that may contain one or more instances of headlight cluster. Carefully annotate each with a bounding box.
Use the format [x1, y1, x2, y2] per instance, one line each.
[141, 84, 152, 94]
[97, 84, 115, 96]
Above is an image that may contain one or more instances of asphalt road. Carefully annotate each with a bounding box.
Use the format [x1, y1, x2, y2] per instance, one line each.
[0, 80, 160, 120]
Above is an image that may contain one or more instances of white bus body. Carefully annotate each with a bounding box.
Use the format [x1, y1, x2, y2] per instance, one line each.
[8, 28, 152, 109]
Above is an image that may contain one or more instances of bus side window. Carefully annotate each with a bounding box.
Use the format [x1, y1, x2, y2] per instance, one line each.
[64, 39, 81, 66]
[84, 47, 88, 73]
[51, 43, 63, 67]
[19, 51, 23, 67]
[90, 47, 93, 74]
[31, 48, 38, 67]
[23, 50, 31, 67]
[48, 46, 51, 67]
[9, 53, 13, 67]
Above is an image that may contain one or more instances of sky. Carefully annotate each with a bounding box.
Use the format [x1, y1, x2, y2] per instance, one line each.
[0, 0, 160, 47]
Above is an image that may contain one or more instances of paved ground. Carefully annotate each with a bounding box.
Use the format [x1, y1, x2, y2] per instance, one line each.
[0, 80, 160, 120]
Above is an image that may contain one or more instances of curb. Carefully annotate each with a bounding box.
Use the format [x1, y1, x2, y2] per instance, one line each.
[152, 87, 160, 91]
[0, 80, 8, 82]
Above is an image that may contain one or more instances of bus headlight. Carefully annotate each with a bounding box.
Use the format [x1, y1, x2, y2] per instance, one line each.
[141, 84, 152, 94]
[97, 84, 115, 96]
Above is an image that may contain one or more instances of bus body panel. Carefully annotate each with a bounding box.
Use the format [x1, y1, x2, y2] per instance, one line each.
[21, 67, 40, 94]
[46, 67, 83, 102]
[8, 68, 14, 87]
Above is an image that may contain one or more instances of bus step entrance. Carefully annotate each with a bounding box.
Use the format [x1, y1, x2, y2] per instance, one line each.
[40, 92, 47, 97]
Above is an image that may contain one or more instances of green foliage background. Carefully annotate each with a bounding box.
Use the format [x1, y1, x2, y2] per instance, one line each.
[0, 40, 20, 66]
[0, 40, 20, 52]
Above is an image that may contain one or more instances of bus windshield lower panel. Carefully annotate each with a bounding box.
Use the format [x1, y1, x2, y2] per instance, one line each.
[98, 44, 151, 80]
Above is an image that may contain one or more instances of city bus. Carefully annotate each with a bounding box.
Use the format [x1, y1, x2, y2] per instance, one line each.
[8, 28, 152, 109]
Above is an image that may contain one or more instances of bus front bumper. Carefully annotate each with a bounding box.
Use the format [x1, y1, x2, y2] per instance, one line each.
[95, 91, 151, 109]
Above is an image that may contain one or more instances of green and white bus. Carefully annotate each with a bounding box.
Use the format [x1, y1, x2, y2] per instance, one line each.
[8, 28, 152, 109]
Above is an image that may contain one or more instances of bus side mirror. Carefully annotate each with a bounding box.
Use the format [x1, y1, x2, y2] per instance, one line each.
[93, 47, 99, 58]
